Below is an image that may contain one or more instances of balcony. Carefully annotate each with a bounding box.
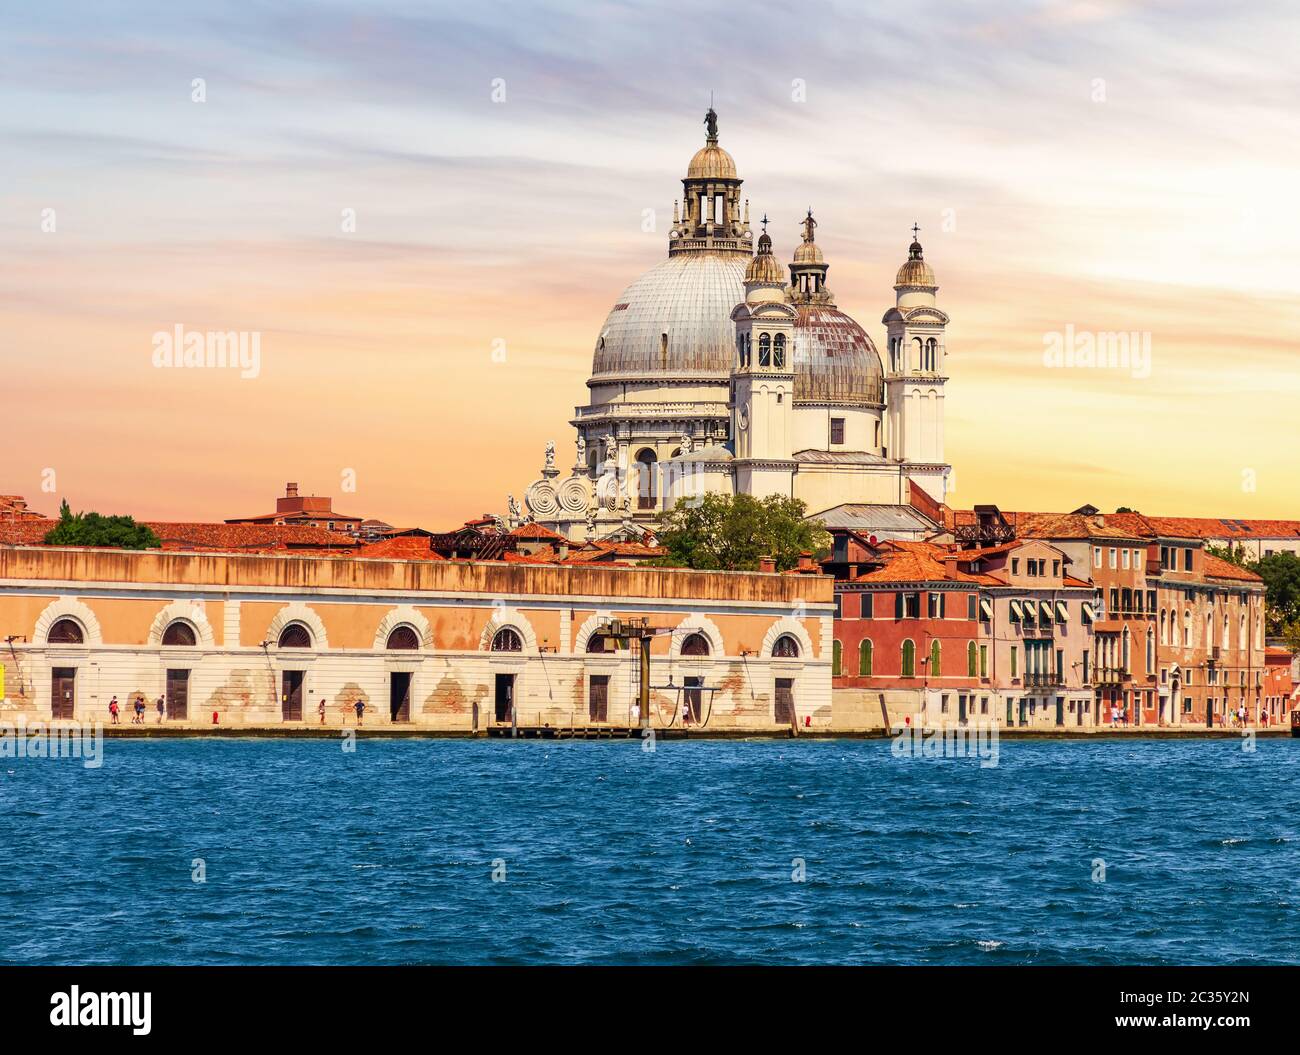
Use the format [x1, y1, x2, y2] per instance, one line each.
[1093, 667, 1130, 686]
[1023, 672, 1061, 688]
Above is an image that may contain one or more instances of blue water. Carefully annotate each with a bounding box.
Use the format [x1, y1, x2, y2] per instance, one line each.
[1, 738, 1298, 964]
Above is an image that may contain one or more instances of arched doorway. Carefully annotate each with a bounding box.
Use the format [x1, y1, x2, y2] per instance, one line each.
[47, 618, 83, 720]
[680, 632, 709, 723]
[277, 623, 311, 721]
[386, 626, 419, 722]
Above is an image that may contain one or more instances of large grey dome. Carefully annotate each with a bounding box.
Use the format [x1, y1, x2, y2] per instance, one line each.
[791, 306, 885, 406]
[590, 253, 747, 381]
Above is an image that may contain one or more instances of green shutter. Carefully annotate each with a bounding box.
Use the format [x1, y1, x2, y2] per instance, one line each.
[832, 640, 842, 676]
[859, 639, 873, 676]
[967, 641, 977, 678]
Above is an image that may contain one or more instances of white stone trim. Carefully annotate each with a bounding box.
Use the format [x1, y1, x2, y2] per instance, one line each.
[668, 614, 725, 659]
[264, 603, 329, 650]
[147, 599, 217, 648]
[479, 607, 539, 654]
[571, 610, 613, 655]
[34, 598, 103, 645]
[761, 616, 815, 660]
[372, 605, 433, 650]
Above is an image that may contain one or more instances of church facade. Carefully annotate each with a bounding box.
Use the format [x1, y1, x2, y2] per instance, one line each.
[520, 110, 952, 540]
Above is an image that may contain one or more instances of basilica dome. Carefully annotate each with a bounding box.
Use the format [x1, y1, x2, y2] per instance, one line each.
[686, 143, 737, 180]
[791, 306, 885, 406]
[590, 252, 748, 380]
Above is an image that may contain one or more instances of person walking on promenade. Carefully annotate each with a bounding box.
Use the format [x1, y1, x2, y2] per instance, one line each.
[109, 696, 120, 725]
[133, 697, 145, 724]
[318, 698, 327, 725]
[629, 701, 640, 726]
[354, 698, 365, 726]
[156, 695, 165, 723]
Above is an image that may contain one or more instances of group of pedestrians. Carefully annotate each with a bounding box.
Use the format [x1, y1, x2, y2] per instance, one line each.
[315, 698, 367, 725]
[107, 695, 167, 724]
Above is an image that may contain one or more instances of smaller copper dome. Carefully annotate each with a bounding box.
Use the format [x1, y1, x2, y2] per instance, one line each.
[745, 233, 785, 284]
[895, 240, 936, 287]
[686, 144, 737, 180]
[793, 240, 824, 264]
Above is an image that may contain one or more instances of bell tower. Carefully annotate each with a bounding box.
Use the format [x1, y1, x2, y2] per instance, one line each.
[882, 226, 951, 501]
[729, 220, 796, 497]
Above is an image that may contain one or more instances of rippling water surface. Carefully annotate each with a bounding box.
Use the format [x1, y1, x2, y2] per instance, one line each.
[2, 737, 1298, 964]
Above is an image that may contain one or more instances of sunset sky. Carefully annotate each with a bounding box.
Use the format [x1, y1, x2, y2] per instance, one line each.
[3, 0, 1298, 528]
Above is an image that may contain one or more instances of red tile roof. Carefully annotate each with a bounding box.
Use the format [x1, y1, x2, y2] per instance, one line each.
[1202, 553, 1263, 583]
[509, 522, 568, 542]
[354, 536, 446, 561]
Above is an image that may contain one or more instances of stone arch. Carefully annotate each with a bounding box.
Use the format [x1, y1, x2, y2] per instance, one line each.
[372, 604, 433, 650]
[34, 598, 103, 646]
[573, 611, 614, 655]
[265, 603, 328, 650]
[478, 607, 538, 654]
[760, 616, 814, 660]
[147, 599, 216, 648]
[668, 614, 725, 659]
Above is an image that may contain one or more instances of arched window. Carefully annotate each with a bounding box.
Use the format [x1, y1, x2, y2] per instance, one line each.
[386, 626, 420, 650]
[636, 448, 657, 509]
[901, 639, 916, 677]
[1146, 629, 1155, 671]
[1183, 610, 1192, 647]
[758, 332, 771, 367]
[1122, 628, 1131, 671]
[772, 634, 800, 658]
[911, 336, 923, 370]
[889, 338, 900, 372]
[278, 623, 312, 648]
[1239, 613, 1247, 650]
[681, 632, 711, 657]
[967, 641, 978, 678]
[832, 639, 842, 676]
[924, 337, 938, 371]
[586, 632, 609, 654]
[930, 639, 941, 676]
[162, 621, 197, 646]
[48, 618, 84, 644]
[1160, 609, 1167, 645]
[491, 627, 522, 652]
[773, 333, 786, 369]
[744, 332, 752, 366]
[858, 639, 873, 676]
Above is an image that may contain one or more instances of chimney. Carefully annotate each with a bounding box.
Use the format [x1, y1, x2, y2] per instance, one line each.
[285, 482, 299, 498]
[758, 556, 777, 573]
[797, 551, 813, 571]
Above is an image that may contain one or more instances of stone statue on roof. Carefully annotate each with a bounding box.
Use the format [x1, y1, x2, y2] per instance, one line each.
[704, 107, 718, 140]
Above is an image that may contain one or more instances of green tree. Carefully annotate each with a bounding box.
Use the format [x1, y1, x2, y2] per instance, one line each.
[651, 493, 829, 572]
[43, 500, 162, 550]
[1206, 542, 1250, 568]
[1253, 552, 1300, 631]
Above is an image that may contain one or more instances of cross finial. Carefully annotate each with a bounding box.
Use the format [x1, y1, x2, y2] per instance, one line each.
[761, 213, 769, 233]
[911, 221, 921, 240]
